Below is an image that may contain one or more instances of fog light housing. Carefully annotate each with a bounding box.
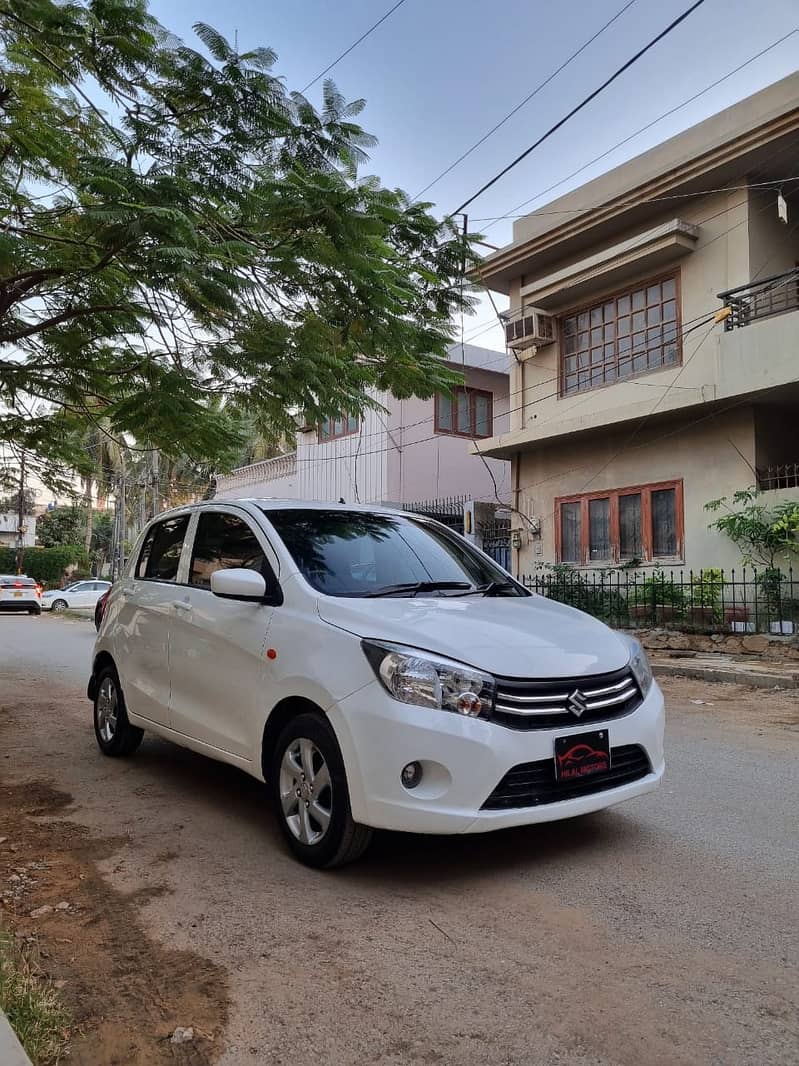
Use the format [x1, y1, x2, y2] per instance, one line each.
[401, 761, 423, 789]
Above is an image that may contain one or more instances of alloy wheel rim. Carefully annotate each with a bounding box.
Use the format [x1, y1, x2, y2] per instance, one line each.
[279, 738, 333, 845]
[96, 677, 118, 743]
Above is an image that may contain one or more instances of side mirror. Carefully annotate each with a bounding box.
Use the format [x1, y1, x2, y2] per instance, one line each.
[210, 568, 267, 602]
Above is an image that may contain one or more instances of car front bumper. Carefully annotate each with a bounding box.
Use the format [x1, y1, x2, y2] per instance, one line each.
[331, 679, 665, 834]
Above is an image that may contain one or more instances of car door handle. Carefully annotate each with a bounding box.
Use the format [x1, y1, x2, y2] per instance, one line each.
[173, 600, 192, 613]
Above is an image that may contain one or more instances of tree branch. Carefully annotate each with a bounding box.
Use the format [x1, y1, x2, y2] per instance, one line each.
[0, 304, 134, 343]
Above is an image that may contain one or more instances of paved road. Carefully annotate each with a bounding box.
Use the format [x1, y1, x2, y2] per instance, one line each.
[1, 614, 798, 1066]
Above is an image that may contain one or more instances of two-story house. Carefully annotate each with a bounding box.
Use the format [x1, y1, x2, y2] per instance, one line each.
[477, 73, 799, 576]
[215, 341, 511, 516]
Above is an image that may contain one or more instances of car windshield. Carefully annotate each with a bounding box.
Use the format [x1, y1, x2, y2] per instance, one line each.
[263, 509, 525, 598]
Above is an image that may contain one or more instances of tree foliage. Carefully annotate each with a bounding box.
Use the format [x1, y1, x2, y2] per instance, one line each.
[0, 543, 88, 583]
[705, 488, 799, 569]
[0, 1, 476, 471]
[35, 504, 85, 547]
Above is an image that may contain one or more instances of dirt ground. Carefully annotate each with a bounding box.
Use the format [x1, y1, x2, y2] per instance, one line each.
[0, 775, 228, 1064]
[1, 617, 798, 1066]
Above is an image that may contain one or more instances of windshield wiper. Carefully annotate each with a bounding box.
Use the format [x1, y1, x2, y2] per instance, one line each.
[364, 581, 473, 598]
[480, 580, 518, 595]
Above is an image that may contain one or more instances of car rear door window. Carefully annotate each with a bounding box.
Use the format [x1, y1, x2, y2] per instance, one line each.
[189, 511, 268, 589]
[137, 515, 190, 582]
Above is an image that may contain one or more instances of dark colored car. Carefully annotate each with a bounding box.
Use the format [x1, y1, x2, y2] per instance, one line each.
[94, 586, 112, 631]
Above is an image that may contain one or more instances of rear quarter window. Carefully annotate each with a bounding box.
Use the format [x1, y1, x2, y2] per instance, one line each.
[137, 515, 191, 582]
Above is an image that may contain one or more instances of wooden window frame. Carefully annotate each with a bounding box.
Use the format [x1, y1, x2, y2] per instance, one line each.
[554, 479, 684, 565]
[559, 271, 682, 398]
[318, 413, 359, 443]
[434, 387, 493, 439]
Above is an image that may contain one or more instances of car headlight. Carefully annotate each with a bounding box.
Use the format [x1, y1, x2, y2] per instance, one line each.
[623, 635, 653, 696]
[362, 640, 495, 718]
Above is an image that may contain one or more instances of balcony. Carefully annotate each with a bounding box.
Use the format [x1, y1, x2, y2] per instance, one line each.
[214, 451, 297, 498]
[717, 269, 799, 330]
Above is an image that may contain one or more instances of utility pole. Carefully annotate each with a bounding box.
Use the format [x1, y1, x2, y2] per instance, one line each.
[15, 453, 26, 575]
[151, 449, 159, 518]
[118, 458, 127, 575]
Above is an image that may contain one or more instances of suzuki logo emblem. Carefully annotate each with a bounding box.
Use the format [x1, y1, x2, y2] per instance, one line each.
[567, 689, 588, 717]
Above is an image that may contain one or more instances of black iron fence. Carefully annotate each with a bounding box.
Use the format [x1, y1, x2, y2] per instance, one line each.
[521, 567, 798, 635]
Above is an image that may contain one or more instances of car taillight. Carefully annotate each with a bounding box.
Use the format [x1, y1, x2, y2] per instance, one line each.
[35, 585, 42, 594]
[14, 582, 22, 588]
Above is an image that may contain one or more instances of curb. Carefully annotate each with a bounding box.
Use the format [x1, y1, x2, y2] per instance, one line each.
[653, 661, 798, 689]
[0, 1009, 33, 1066]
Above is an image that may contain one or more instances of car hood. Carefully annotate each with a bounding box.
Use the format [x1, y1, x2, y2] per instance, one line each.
[317, 594, 630, 678]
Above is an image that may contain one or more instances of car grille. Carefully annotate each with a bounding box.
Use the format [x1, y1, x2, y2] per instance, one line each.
[481, 745, 651, 810]
[491, 666, 641, 730]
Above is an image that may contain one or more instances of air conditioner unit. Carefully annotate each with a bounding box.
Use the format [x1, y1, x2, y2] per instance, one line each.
[501, 307, 556, 351]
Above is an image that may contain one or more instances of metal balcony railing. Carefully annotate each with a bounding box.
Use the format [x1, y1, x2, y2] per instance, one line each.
[717, 268, 799, 330]
[757, 463, 799, 491]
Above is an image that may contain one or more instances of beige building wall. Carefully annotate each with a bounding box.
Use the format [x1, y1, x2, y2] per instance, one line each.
[512, 407, 757, 575]
[507, 189, 755, 442]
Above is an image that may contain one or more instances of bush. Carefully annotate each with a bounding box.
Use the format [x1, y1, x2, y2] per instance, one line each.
[0, 545, 89, 586]
[542, 566, 629, 626]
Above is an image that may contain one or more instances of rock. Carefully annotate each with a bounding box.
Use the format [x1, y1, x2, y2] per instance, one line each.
[53, 979, 67, 990]
[0, 837, 7, 845]
[29, 905, 52, 918]
[171, 1027, 195, 1045]
[8, 874, 20, 883]
[55, 901, 70, 911]
[710, 633, 724, 643]
[742, 634, 768, 654]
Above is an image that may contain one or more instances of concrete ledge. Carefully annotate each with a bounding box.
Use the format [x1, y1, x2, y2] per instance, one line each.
[0, 1009, 33, 1066]
[653, 659, 798, 688]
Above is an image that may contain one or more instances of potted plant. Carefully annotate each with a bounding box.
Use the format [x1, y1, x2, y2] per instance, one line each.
[627, 571, 686, 625]
[756, 568, 795, 635]
[686, 568, 723, 629]
[706, 489, 799, 634]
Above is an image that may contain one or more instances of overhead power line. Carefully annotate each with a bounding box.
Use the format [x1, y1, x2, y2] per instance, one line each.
[301, 0, 408, 93]
[413, 0, 639, 201]
[451, 0, 707, 216]
[480, 29, 799, 232]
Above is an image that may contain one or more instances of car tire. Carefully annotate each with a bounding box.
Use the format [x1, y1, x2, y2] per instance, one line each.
[51, 599, 68, 613]
[93, 664, 144, 758]
[271, 712, 373, 869]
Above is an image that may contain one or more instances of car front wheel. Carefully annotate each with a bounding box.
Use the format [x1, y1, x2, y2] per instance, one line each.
[93, 666, 144, 757]
[272, 712, 372, 869]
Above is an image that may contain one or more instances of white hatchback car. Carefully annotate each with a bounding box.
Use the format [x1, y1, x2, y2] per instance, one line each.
[89, 500, 665, 867]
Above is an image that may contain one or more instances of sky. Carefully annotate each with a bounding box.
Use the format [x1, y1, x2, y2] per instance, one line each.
[146, 0, 799, 351]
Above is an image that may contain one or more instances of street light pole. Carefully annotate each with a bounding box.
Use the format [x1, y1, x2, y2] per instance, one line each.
[15, 453, 26, 575]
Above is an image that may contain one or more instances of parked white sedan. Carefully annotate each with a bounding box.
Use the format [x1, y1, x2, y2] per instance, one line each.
[43, 580, 111, 613]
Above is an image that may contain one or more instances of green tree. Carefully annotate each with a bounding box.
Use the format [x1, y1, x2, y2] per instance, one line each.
[705, 488, 799, 568]
[0, 487, 36, 512]
[0, 1, 474, 474]
[35, 505, 85, 547]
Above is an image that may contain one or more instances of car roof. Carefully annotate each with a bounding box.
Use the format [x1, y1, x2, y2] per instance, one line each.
[152, 498, 414, 521]
[0, 574, 35, 581]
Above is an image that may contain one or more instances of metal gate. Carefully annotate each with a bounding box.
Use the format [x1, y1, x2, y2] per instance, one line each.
[480, 516, 511, 571]
[401, 495, 466, 533]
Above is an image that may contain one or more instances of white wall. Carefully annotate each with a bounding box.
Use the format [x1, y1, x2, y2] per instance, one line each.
[0, 512, 36, 547]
